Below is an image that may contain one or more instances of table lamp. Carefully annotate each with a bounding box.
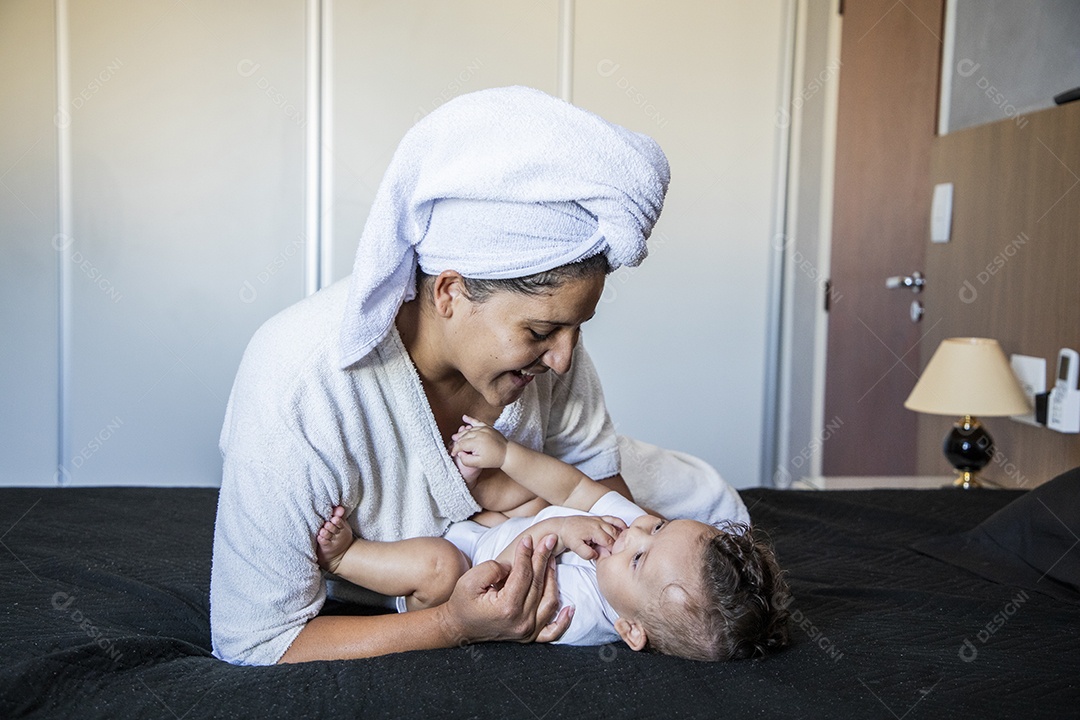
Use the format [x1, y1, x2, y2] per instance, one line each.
[904, 337, 1031, 489]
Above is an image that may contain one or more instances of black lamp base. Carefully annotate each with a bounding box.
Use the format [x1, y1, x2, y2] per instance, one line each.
[942, 415, 994, 489]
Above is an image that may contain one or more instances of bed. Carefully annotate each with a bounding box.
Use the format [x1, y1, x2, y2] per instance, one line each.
[2, 478, 1078, 719]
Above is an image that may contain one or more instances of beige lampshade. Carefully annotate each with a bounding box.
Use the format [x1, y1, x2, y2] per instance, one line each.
[904, 337, 1031, 417]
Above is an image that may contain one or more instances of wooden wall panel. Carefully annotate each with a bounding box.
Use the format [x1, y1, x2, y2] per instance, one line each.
[918, 102, 1080, 487]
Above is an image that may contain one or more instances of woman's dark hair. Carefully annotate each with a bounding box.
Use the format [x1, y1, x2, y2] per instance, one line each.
[416, 253, 611, 303]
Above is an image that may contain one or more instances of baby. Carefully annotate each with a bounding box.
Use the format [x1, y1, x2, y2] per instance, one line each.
[315, 417, 791, 661]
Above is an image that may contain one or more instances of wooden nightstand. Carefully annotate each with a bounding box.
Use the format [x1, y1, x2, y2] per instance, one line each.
[793, 475, 957, 490]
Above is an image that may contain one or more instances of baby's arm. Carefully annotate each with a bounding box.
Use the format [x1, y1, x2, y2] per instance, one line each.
[457, 443, 552, 518]
[466, 468, 544, 513]
[451, 416, 609, 512]
[493, 514, 625, 565]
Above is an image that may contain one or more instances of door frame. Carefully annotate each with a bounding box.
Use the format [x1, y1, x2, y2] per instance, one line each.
[772, 0, 843, 486]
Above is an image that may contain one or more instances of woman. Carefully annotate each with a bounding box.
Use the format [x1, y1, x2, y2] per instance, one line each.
[210, 86, 745, 665]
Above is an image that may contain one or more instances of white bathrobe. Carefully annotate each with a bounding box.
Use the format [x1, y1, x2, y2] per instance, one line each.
[210, 278, 622, 665]
[210, 87, 750, 666]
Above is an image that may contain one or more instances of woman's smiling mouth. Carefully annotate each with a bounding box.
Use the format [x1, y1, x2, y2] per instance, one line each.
[509, 368, 538, 387]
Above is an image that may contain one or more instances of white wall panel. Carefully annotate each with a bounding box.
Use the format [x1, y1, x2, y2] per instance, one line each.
[0, 1, 59, 486]
[327, 0, 559, 281]
[61, 0, 308, 485]
[575, 2, 789, 487]
[2, 2, 791, 489]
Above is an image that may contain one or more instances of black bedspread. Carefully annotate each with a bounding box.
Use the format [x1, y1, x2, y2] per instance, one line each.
[1, 486, 1078, 719]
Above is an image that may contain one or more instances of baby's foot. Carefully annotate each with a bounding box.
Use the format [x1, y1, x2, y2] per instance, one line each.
[315, 506, 353, 575]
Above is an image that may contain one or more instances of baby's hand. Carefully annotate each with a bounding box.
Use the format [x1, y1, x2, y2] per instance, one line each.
[451, 415, 509, 471]
[558, 515, 626, 561]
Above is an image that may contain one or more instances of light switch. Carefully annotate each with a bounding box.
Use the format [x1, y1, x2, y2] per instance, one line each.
[931, 182, 953, 243]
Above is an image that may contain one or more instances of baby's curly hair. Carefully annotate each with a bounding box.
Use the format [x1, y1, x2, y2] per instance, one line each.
[641, 522, 792, 661]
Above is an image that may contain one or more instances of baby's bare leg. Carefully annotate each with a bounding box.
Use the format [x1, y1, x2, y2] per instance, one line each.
[326, 532, 471, 612]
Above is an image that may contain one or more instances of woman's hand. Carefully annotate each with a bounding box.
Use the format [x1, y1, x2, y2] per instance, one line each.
[451, 415, 509, 471]
[556, 515, 626, 561]
[434, 533, 572, 645]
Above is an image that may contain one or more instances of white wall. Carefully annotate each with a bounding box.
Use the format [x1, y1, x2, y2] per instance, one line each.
[327, 2, 793, 489]
[0, 1, 59, 486]
[1, 1, 793, 488]
[326, 0, 559, 281]
[571, 1, 791, 488]
[2, 0, 309, 486]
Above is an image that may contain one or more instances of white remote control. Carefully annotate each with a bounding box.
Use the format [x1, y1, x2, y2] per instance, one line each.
[1048, 348, 1080, 433]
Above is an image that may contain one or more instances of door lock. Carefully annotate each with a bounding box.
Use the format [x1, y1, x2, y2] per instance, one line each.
[885, 270, 925, 293]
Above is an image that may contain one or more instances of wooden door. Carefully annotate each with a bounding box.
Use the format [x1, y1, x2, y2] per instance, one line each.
[822, 0, 944, 475]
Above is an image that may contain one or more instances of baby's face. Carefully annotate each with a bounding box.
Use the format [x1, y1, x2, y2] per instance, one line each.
[595, 515, 716, 621]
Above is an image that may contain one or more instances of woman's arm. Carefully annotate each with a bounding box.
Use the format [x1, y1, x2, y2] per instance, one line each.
[279, 610, 464, 662]
[598, 474, 633, 502]
[280, 534, 570, 662]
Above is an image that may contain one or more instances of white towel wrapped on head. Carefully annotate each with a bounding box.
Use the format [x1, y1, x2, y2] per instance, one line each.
[418, 198, 607, 278]
[339, 85, 670, 368]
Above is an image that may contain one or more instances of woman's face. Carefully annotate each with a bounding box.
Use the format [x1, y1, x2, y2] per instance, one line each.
[450, 273, 606, 408]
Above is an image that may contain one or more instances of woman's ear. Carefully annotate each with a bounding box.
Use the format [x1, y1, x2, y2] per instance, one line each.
[614, 617, 648, 652]
[430, 270, 466, 318]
